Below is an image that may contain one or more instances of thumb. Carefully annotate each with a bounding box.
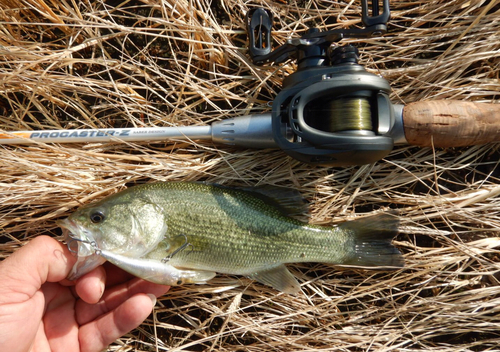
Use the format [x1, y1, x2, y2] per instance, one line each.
[0, 236, 76, 303]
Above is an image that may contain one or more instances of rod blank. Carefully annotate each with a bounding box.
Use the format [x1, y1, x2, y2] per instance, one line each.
[0, 114, 277, 148]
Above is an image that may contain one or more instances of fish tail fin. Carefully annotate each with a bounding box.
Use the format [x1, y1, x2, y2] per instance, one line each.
[338, 213, 404, 268]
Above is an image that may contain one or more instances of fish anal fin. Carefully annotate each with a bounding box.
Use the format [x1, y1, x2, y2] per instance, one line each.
[249, 264, 300, 294]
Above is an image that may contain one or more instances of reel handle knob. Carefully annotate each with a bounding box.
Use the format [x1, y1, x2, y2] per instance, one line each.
[246, 8, 273, 59]
[362, 0, 390, 28]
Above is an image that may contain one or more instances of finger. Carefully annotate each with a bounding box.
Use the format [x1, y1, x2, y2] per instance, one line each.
[75, 278, 169, 325]
[78, 293, 156, 352]
[60, 261, 128, 289]
[103, 262, 135, 287]
[41, 283, 80, 352]
[75, 266, 107, 304]
[0, 236, 76, 302]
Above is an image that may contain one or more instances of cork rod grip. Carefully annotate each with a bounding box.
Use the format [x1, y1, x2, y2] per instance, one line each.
[403, 100, 500, 147]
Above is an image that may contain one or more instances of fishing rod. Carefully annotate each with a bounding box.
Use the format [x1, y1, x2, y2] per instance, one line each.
[1, 0, 499, 166]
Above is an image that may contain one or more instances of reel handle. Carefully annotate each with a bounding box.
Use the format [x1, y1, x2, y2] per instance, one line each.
[246, 0, 390, 65]
[403, 100, 500, 147]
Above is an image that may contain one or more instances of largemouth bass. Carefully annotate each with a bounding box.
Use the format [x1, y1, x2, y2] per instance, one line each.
[58, 182, 403, 294]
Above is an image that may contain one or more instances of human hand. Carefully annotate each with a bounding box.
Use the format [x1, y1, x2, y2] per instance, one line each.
[0, 235, 170, 352]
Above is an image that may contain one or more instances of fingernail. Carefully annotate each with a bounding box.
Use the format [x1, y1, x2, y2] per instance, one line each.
[99, 280, 105, 298]
[146, 293, 157, 307]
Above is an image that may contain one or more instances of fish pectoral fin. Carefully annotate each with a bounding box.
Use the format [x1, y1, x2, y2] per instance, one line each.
[248, 265, 300, 294]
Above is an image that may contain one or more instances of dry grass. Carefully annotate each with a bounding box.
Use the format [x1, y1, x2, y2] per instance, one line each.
[1, 0, 500, 350]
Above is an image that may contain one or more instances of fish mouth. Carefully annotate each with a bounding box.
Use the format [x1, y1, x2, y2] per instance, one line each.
[57, 218, 94, 255]
[57, 218, 106, 280]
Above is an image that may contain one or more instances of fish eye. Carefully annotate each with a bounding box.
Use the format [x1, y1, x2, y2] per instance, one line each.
[90, 211, 105, 224]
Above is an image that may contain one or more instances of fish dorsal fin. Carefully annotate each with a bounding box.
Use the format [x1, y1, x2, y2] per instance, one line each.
[248, 264, 300, 294]
[212, 183, 309, 220]
[246, 186, 308, 218]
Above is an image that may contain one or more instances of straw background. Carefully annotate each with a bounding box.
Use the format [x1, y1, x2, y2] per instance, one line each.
[1, 0, 500, 350]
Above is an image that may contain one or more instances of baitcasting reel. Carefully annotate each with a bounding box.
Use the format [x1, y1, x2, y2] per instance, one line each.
[246, 0, 395, 166]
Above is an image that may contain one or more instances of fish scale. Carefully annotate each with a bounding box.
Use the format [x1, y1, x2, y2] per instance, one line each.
[59, 181, 404, 294]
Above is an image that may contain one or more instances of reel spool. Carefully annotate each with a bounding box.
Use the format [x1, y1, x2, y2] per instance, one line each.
[304, 96, 373, 134]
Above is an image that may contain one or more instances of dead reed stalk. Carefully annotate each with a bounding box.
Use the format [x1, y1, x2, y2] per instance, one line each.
[1, 0, 500, 350]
